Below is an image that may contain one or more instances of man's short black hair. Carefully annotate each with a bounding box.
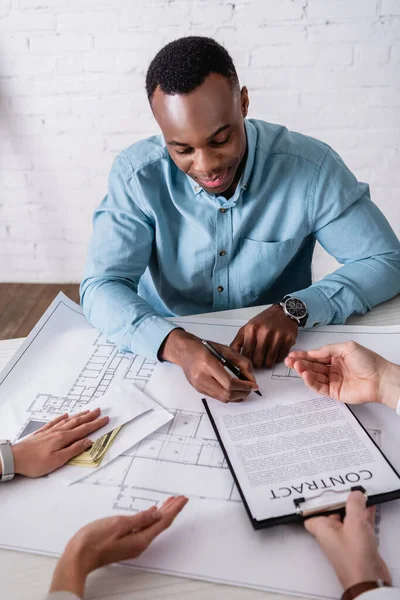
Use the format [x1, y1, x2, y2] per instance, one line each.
[146, 36, 239, 103]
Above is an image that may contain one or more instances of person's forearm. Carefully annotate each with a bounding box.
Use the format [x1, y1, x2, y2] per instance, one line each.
[295, 254, 400, 328]
[378, 362, 400, 411]
[80, 278, 179, 360]
[49, 552, 87, 599]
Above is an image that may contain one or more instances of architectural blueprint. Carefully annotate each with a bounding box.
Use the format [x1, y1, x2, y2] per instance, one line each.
[1, 294, 400, 598]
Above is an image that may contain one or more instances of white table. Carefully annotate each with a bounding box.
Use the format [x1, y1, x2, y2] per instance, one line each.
[1, 295, 399, 600]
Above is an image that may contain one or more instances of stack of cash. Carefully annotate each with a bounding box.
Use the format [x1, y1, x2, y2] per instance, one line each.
[68, 426, 122, 468]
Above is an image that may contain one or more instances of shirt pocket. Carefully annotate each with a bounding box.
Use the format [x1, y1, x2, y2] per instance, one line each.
[238, 236, 296, 302]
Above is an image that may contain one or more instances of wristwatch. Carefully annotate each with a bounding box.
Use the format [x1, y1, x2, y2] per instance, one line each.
[0, 440, 15, 482]
[341, 580, 391, 600]
[278, 296, 308, 327]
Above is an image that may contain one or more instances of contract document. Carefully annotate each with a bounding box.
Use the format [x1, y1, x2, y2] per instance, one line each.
[204, 386, 400, 528]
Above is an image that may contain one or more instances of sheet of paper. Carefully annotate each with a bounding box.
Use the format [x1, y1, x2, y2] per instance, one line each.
[206, 393, 400, 522]
[1, 294, 400, 599]
[51, 389, 174, 485]
[14, 383, 152, 444]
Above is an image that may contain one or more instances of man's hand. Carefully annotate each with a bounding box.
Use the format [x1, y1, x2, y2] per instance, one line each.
[159, 329, 259, 402]
[11, 408, 109, 477]
[230, 305, 298, 368]
[304, 491, 391, 590]
[285, 341, 400, 410]
[50, 496, 188, 598]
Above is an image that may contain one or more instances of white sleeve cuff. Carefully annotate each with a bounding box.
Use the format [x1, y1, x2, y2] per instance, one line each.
[45, 591, 82, 600]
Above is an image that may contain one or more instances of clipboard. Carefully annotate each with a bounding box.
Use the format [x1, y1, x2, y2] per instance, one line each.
[203, 398, 400, 530]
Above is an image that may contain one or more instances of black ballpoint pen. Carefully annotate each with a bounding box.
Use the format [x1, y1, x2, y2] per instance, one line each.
[201, 339, 262, 396]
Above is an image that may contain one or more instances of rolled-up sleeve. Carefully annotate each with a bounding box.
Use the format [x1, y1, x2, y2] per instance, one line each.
[294, 148, 400, 326]
[80, 154, 179, 359]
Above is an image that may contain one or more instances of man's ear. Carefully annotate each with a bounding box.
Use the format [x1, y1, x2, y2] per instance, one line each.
[241, 86, 249, 118]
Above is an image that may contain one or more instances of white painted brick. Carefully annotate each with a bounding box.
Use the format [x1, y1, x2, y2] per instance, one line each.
[116, 51, 159, 73]
[0, 203, 30, 222]
[29, 205, 62, 224]
[354, 44, 390, 65]
[29, 72, 143, 96]
[20, 0, 65, 9]
[0, 0, 11, 18]
[29, 33, 92, 53]
[7, 115, 45, 135]
[252, 45, 318, 67]
[381, 0, 400, 16]
[8, 221, 64, 242]
[1, 154, 33, 170]
[190, 3, 232, 25]
[367, 88, 400, 107]
[0, 10, 55, 31]
[0, 171, 28, 188]
[0, 55, 55, 76]
[390, 44, 400, 62]
[217, 25, 307, 48]
[84, 52, 115, 73]
[36, 240, 85, 259]
[10, 95, 70, 115]
[370, 17, 400, 41]
[0, 240, 36, 256]
[307, 0, 378, 20]
[315, 44, 353, 65]
[56, 54, 84, 74]
[57, 11, 119, 32]
[0, 223, 9, 240]
[94, 32, 158, 51]
[70, 94, 136, 118]
[26, 170, 88, 189]
[3, 34, 29, 52]
[308, 22, 373, 42]
[232, 0, 305, 24]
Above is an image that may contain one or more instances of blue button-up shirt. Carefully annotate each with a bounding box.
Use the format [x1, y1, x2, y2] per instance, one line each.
[81, 119, 400, 360]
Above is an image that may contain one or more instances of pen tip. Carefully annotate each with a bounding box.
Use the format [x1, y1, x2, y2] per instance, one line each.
[255, 390, 262, 397]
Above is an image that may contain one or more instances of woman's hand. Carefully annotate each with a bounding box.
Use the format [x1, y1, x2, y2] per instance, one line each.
[11, 408, 109, 477]
[285, 341, 400, 410]
[50, 495, 188, 598]
[304, 491, 391, 590]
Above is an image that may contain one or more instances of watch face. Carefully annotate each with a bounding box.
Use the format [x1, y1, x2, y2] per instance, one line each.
[285, 297, 307, 319]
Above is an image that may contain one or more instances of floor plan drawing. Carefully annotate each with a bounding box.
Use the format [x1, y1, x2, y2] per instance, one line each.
[16, 332, 158, 440]
[271, 362, 301, 380]
[83, 408, 241, 512]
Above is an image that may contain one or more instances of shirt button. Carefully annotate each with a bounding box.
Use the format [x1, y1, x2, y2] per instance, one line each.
[217, 286, 224, 292]
[219, 208, 226, 213]
[195, 186, 199, 191]
[219, 250, 227, 257]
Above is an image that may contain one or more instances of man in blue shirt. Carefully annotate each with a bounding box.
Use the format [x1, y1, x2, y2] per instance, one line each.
[81, 37, 400, 403]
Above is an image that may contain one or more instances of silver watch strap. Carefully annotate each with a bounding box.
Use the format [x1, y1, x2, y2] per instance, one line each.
[0, 441, 15, 482]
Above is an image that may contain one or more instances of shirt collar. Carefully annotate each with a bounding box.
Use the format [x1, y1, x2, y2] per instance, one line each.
[186, 118, 258, 199]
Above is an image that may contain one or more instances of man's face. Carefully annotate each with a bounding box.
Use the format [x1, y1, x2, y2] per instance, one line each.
[151, 73, 249, 197]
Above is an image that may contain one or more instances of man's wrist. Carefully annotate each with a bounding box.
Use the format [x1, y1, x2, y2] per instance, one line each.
[158, 328, 195, 365]
[378, 362, 400, 411]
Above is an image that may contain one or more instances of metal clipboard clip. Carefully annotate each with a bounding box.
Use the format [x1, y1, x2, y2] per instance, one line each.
[294, 486, 367, 517]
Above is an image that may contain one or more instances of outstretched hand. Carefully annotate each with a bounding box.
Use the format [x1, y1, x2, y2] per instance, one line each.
[285, 341, 396, 407]
[50, 495, 188, 598]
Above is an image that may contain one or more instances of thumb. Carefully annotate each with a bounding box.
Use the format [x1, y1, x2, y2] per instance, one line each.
[344, 490, 367, 521]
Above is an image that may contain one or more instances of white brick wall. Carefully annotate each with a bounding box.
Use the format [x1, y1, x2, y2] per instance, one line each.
[0, 0, 399, 283]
